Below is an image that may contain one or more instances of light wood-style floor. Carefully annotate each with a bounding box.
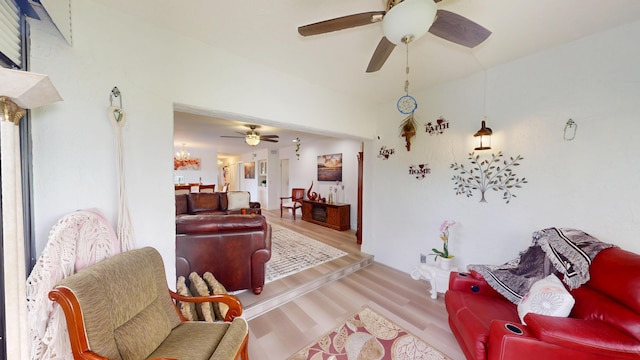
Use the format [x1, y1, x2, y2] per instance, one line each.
[245, 209, 465, 360]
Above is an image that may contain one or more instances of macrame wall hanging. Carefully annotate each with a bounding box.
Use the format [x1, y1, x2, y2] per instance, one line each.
[108, 87, 135, 251]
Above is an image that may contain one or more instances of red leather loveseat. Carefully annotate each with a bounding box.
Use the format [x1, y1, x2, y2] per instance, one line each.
[445, 247, 640, 359]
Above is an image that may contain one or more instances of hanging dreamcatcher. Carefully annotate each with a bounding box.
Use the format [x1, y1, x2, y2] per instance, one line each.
[398, 36, 418, 151]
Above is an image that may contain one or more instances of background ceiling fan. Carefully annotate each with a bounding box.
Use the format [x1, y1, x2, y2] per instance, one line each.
[298, 0, 491, 73]
[220, 125, 280, 146]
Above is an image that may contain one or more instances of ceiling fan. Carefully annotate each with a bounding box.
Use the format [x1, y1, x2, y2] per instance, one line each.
[220, 125, 279, 146]
[298, 0, 491, 72]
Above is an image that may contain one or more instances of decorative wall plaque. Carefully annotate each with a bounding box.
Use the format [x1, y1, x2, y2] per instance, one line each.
[450, 152, 527, 203]
[409, 164, 431, 180]
[425, 117, 449, 135]
[378, 146, 395, 160]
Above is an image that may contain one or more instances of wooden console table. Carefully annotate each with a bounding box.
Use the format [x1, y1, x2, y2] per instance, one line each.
[302, 200, 350, 231]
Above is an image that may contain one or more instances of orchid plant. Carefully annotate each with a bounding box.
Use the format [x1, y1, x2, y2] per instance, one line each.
[431, 220, 456, 260]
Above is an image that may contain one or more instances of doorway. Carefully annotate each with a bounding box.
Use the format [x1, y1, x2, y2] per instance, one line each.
[237, 162, 244, 191]
[280, 159, 289, 198]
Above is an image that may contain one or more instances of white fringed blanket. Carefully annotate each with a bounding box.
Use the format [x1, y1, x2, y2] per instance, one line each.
[26, 209, 120, 360]
[468, 228, 615, 304]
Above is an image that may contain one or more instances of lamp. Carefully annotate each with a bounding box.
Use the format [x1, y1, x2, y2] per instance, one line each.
[245, 133, 260, 146]
[0, 68, 62, 125]
[382, 0, 437, 45]
[474, 119, 492, 150]
[176, 143, 190, 160]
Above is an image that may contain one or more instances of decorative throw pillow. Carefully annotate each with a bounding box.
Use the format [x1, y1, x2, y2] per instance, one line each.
[227, 191, 250, 210]
[188, 272, 216, 322]
[203, 272, 229, 321]
[517, 274, 575, 325]
[175, 276, 197, 321]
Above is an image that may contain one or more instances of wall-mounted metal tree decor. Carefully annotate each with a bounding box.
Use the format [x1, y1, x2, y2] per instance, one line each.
[450, 152, 528, 203]
[378, 146, 395, 160]
[409, 163, 431, 180]
[425, 116, 450, 135]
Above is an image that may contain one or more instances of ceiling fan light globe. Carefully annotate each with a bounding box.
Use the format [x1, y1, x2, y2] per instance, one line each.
[245, 134, 261, 146]
[382, 0, 437, 45]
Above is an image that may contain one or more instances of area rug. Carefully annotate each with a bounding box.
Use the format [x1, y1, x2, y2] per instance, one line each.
[265, 224, 348, 283]
[288, 306, 450, 360]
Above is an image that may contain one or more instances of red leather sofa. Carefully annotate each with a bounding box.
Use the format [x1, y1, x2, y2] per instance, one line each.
[176, 210, 271, 295]
[445, 247, 640, 359]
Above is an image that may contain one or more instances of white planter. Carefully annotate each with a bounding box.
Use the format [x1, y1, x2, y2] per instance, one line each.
[438, 257, 454, 270]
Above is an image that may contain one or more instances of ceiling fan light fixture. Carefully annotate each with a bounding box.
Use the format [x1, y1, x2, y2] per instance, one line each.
[382, 0, 437, 45]
[245, 134, 261, 146]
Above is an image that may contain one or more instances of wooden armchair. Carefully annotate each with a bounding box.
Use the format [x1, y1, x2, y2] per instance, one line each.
[48, 247, 249, 360]
[280, 188, 305, 220]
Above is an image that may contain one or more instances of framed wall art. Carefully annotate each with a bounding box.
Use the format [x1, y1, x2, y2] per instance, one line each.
[244, 162, 255, 179]
[317, 153, 342, 181]
[174, 158, 201, 170]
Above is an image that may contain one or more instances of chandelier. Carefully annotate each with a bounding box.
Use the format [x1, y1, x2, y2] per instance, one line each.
[245, 133, 260, 146]
[175, 143, 190, 160]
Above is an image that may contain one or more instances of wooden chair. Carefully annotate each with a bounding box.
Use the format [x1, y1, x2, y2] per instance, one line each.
[175, 184, 191, 195]
[280, 188, 305, 220]
[49, 247, 249, 360]
[199, 184, 215, 193]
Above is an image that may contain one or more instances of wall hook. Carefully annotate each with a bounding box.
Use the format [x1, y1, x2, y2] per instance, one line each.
[110, 86, 122, 109]
[563, 119, 577, 141]
[109, 87, 125, 124]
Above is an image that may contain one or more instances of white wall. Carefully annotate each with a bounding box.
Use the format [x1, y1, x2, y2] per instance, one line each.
[368, 19, 640, 274]
[27, 0, 375, 283]
[173, 145, 218, 185]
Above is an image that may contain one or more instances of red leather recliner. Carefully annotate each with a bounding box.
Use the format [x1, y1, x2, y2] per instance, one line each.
[445, 247, 640, 359]
[176, 214, 272, 295]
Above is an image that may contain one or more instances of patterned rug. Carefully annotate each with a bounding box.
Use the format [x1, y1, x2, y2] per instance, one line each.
[265, 224, 348, 283]
[289, 306, 450, 360]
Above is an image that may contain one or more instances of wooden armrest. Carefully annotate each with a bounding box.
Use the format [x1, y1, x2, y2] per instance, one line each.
[169, 290, 243, 321]
[280, 196, 292, 200]
[49, 287, 110, 360]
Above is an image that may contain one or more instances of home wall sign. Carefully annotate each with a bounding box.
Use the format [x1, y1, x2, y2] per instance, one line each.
[425, 117, 449, 135]
[409, 163, 431, 180]
[450, 152, 527, 204]
[378, 146, 395, 160]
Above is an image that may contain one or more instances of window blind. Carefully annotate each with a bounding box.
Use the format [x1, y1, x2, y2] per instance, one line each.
[0, 0, 21, 67]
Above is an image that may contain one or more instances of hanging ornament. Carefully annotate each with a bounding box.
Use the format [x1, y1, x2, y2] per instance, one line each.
[397, 36, 418, 151]
[396, 35, 417, 115]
